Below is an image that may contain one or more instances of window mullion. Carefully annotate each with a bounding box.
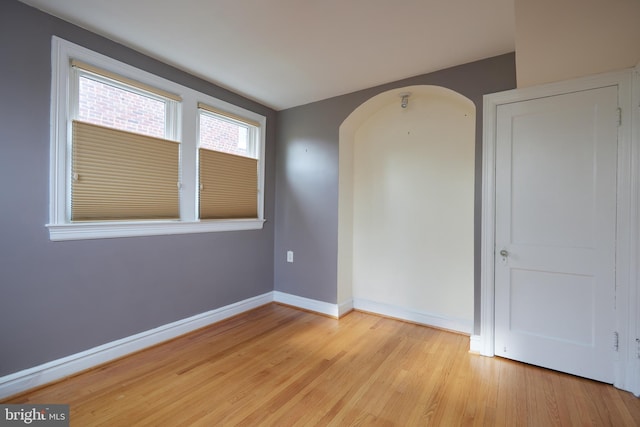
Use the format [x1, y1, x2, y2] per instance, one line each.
[179, 100, 198, 221]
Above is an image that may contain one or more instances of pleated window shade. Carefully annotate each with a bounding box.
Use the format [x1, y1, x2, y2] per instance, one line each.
[199, 148, 258, 219]
[71, 120, 180, 221]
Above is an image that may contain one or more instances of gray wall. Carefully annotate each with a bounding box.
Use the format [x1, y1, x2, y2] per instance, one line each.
[274, 54, 517, 333]
[0, 0, 276, 376]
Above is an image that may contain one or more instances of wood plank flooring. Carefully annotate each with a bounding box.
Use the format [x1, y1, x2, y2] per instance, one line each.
[4, 303, 640, 426]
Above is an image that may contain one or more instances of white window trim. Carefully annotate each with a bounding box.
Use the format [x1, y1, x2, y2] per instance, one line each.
[48, 37, 266, 241]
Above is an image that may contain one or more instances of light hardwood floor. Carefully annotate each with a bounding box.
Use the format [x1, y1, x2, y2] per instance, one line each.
[4, 303, 640, 426]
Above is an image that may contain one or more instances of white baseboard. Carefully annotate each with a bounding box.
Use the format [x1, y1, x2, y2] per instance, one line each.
[469, 335, 482, 353]
[352, 298, 473, 335]
[273, 291, 339, 318]
[338, 299, 354, 317]
[0, 292, 273, 400]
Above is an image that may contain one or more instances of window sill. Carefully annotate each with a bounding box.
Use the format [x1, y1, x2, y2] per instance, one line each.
[46, 219, 265, 241]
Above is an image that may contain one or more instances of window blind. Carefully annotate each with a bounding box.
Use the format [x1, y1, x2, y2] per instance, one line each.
[199, 148, 258, 219]
[71, 120, 180, 221]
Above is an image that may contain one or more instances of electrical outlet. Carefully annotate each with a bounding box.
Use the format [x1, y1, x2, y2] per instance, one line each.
[287, 251, 294, 263]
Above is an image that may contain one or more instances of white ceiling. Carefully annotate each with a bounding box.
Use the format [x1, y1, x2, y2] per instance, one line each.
[19, 0, 515, 110]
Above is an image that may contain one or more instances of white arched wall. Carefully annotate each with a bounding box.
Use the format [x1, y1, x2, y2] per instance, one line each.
[338, 85, 476, 333]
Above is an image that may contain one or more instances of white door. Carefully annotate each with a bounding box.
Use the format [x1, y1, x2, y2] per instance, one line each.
[494, 85, 619, 383]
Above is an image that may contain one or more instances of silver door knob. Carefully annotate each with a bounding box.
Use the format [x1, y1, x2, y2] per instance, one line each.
[499, 249, 509, 257]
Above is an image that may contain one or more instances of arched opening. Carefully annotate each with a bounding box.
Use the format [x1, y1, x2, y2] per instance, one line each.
[338, 85, 476, 333]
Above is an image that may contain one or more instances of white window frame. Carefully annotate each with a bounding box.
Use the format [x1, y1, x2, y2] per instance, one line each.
[48, 37, 266, 241]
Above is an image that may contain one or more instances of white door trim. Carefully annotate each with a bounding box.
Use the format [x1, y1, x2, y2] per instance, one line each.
[631, 64, 640, 395]
[480, 69, 636, 393]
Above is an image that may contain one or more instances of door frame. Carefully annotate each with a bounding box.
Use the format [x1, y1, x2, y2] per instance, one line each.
[479, 69, 637, 394]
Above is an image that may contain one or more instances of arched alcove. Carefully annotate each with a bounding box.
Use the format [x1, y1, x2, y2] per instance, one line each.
[338, 85, 476, 333]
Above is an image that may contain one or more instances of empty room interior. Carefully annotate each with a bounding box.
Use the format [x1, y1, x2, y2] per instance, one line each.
[2, 0, 640, 425]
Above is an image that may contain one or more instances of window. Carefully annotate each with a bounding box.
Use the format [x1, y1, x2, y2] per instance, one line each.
[70, 62, 180, 222]
[48, 37, 266, 241]
[198, 105, 259, 219]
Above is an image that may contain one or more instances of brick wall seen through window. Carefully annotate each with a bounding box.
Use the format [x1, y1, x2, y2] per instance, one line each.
[199, 113, 250, 158]
[78, 76, 166, 138]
